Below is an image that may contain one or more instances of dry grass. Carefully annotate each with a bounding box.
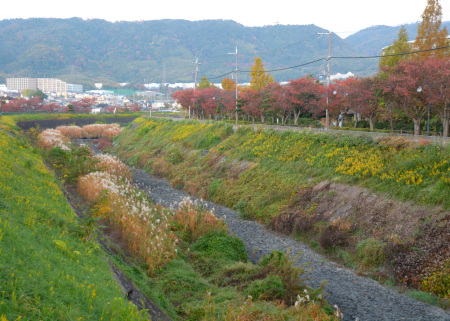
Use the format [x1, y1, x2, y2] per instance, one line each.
[173, 198, 226, 241]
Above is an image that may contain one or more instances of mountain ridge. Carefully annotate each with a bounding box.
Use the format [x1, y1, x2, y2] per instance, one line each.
[0, 18, 376, 87]
[3, 18, 448, 87]
[346, 20, 450, 55]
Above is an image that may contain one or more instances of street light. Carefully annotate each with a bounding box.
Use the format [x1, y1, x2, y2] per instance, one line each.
[417, 83, 431, 138]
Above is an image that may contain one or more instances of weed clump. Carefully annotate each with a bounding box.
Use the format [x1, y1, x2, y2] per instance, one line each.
[246, 274, 285, 300]
[192, 231, 247, 262]
[357, 238, 387, 267]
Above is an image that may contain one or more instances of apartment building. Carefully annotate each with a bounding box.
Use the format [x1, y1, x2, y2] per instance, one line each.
[37, 78, 67, 94]
[6, 78, 38, 92]
[6, 77, 67, 94]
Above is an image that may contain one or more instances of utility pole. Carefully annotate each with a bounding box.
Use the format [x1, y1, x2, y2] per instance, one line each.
[193, 57, 201, 93]
[318, 31, 331, 131]
[228, 47, 238, 125]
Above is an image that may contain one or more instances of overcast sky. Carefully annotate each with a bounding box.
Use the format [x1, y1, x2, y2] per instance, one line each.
[2, 0, 449, 38]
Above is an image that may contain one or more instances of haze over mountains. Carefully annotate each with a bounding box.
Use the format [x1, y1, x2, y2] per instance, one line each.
[0, 18, 448, 88]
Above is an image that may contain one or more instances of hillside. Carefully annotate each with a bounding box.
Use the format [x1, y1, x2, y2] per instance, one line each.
[346, 21, 450, 55]
[0, 18, 375, 86]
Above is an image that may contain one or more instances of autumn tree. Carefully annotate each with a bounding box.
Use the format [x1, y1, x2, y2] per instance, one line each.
[384, 60, 428, 135]
[41, 102, 66, 113]
[379, 26, 412, 68]
[250, 57, 274, 91]
[287, 76, 324, 125]
[70, 97, 97, 113]
[127, 103, 141, 112]
[358, 77, 383, 130]
[324, 82, 348, 127]
[419, 57, 450, 136]
[239, 88, 269, 123]
[221, 77, 236, 91]
[216, 89, 236, 118]
[264, 83, 291, 124]
[413, 0, 449, 59]
[173, 88, 196, 117]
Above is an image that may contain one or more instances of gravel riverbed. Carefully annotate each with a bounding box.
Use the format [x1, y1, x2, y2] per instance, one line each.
[132, 168, 449, 321]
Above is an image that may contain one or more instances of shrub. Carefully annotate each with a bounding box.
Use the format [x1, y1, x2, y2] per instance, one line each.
[246, 274, 285, 300]
[356, 238, 387, 267]
[96, 137, 114, 151]
[421, 260, 450, 298]
[193, 231, 248, 262]
[258, 250, 314, 305]
[165, 146, 184, 165]
[211, 262, 259, 287]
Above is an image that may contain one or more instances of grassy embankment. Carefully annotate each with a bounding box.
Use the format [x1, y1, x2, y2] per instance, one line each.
[0, 117, 148, 320]
[28, 122, 338, 320]
[111, 117, 449, 301]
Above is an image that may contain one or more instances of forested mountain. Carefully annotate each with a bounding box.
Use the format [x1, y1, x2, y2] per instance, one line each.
[0, 18, 377, 87]
[346, 21, 450, 55]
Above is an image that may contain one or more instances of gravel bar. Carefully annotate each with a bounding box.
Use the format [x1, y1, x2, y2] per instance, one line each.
[132, 168, 449, 321]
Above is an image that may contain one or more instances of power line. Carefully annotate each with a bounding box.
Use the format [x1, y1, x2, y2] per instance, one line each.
[203, 45, 449, 79]
[331, 45, 450, 59]
[238, 58, 326, 73]
[207, 70, 235, 80]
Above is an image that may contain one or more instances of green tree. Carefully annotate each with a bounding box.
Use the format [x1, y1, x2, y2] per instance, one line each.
[250, 57, 274, 91]
[198, 76, 214, 89]
[379, 26, 412, 68]
[413, 0, 449, 59]
[22, 89, 48, 99]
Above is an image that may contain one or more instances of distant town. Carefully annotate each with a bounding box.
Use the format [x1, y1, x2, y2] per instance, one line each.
[1, 72, 356, 114]
[0, 77, 205, 113]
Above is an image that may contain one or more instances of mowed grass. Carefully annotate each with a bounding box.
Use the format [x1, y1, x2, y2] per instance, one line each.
[0, 116, 147, 320]
[113, 118, 450, 223]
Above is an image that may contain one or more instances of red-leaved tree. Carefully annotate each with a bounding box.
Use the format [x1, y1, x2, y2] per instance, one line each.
[288, 77, 324, 125]
[70, 97, 97, 113]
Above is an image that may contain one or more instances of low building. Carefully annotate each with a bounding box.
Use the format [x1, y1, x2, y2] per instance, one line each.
[67, 84, 83, 93]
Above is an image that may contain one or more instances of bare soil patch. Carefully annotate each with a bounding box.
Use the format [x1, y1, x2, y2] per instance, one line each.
[271, 181, 450, 291]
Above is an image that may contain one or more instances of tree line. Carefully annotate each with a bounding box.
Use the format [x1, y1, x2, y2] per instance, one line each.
[173, 0, 450, 137]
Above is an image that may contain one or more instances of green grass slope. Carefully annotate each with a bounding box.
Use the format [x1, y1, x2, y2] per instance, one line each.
[0, 116, 147, 320]
[113, 118, 450, 223]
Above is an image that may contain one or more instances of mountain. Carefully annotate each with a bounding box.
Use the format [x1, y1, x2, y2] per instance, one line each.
[346, 21, 450, 55]
[0, 18, 376, 87]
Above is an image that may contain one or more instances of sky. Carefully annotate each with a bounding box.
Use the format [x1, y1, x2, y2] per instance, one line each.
[2, 0, 449, 38]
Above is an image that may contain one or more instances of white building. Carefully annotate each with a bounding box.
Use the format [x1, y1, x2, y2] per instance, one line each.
[67, 84, 83, 93]
[6, 77, 67, 94]
[37, 78, 67, 94]
[6, 78, 38, 91]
